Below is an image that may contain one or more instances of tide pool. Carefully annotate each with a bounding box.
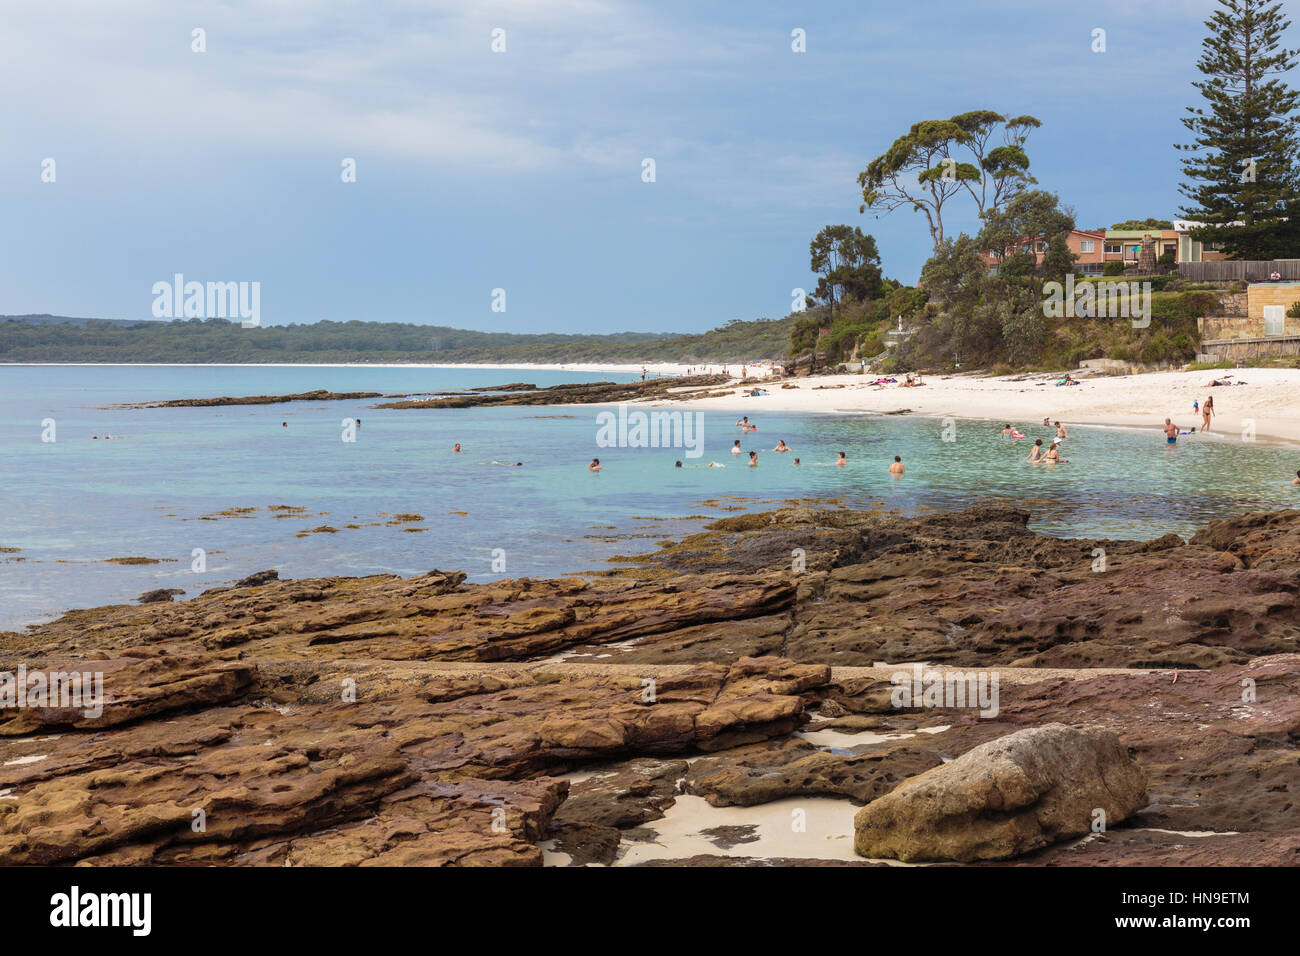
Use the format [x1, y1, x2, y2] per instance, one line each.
[2, 364, 1297, 632]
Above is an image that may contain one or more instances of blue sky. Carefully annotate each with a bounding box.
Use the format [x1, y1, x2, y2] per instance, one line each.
[0, 0, 1280, 333]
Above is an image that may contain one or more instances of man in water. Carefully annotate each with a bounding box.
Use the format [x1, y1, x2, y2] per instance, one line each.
[1054, 421, 1068, 440]
[889, 456, 904, 476]
[588, 458, 601, 471]
[731, 440, 742, 455]
[674, 460, 683, 468]
[453, 443, 461, 453]
[1164, 419, 1179, 444]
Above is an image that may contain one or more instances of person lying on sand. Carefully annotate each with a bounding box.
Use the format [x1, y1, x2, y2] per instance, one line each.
[1026, 438, 1044, 462]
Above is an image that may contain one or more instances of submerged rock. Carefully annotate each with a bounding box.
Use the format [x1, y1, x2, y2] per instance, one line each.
[853, 723, 1147, 862]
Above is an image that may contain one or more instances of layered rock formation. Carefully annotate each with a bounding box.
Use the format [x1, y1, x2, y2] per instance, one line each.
[1, 505, 1297, 866]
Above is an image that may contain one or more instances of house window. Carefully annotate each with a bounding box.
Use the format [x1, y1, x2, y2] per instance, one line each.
[1104, 242, 1122, 254]
[1080, 240, 1095, 253]
[1035, 241, 1048, 253]
[1021, 243, 1031, 253]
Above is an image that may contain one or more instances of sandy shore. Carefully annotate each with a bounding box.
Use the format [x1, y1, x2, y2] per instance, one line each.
[650, 367, 1300, 446]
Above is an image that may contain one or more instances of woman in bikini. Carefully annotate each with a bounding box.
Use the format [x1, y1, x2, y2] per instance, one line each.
[1202, 395, 1214, 433]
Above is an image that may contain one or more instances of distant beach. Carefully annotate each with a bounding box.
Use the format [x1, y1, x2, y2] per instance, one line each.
[650, 367, 1300, 446]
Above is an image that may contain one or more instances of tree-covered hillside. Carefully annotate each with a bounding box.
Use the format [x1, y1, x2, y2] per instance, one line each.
[0, 315, 797, 365]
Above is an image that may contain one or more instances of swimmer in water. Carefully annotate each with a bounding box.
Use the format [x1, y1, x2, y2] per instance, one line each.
[1027, 438, 1044, 462]
[453, 443, 461, 453]
[889, 456, 904, 476]
[748, 451, 758, 467]
[1054, 421, 1067, 440]
[674, 460, 683, 468]
[836, 451, 847, 467]
[731, 440, 742, 455]
[1001, 424, 1013, 437]
[588, 458, 601, 471]
[792, 457, 800, 466]
[772, 440, 791, 453]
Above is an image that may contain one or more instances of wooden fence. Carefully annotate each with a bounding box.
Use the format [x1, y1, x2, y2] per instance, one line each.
[1177, 259, 1300, 282]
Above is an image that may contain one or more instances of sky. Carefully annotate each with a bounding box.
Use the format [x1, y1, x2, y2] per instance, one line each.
[0, 0, 1284, 334]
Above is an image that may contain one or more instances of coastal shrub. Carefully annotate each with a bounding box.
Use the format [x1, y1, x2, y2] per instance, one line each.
[1139, 333, 1181, 365]
[1103, 261, 1126, 276]
[859, 329, 887, 357]
[1287, 301, 1300, 318]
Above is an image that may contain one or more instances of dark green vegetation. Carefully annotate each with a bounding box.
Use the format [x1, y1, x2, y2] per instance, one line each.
[0, 314, 796, 364]
[1177, 0, 1300, 258]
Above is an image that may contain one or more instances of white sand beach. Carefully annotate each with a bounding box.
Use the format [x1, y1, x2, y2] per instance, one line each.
[652, 367, 1300, 446]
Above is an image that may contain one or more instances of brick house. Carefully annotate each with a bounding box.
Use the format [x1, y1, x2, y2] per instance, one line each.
[981, 229, 1106, 274]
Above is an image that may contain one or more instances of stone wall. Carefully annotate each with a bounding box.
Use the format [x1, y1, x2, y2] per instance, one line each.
[1199, 314, 1300, 339]
[1247, 283, 1300, 319]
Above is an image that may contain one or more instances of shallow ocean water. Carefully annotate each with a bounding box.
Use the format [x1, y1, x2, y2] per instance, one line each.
[2, 364, 1298, 631]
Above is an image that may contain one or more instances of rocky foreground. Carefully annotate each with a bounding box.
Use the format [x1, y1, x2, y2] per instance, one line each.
[1, 505, 1297, 866]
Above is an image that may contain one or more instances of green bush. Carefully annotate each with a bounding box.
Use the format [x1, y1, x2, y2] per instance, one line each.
[1287, 301, 1300, 318]
[1103, 261, 1127, 276]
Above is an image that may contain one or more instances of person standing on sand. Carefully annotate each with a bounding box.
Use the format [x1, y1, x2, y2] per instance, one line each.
[1164, 419, 1179, 444]
[1202, 396, 1214, 432]
[889, 456, 904, 476]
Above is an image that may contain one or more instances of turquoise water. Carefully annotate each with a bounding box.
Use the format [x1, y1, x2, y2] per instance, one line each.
[2, 364, 1298, 631]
